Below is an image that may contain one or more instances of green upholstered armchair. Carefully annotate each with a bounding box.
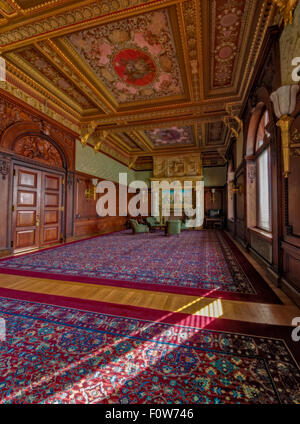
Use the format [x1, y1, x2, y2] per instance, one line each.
[146, 216, 160, 230]
[129, 219, 149, 235]
[180, 219, 187, 230]
[167, 220, 181, 236]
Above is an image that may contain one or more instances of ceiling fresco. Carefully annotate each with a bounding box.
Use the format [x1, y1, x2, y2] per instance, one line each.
[66, 9, 184, 104]
[144, 126, 194, 147]
[205, 122, 228, 146]
[0, 0, 278, 169]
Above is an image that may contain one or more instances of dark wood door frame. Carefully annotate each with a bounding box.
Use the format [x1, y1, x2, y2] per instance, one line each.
[10, 159, 66, 253]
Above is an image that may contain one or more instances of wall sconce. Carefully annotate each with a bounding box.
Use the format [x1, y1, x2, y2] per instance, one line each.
[211, 188, 216, 204]
[229, 181, 242, 195]
[270, 85, 299, 178]
[85, 178, 98, 200]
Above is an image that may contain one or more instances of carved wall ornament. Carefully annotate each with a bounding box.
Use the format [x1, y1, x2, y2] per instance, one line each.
[14, 136, 63, 168]
[0, 159, 9, 180]
[291, 128, 300, 144]
[247, 164, 256, 184]
[223, 111, 243, 140]
[291, 148, 300, 157]
[153, 155, 203, 178]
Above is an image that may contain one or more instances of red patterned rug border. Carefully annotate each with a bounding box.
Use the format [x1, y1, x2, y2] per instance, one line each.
[0, 286, 298, 365]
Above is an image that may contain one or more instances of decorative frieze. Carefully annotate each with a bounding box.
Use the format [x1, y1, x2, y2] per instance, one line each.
[153, 154, 203, 178]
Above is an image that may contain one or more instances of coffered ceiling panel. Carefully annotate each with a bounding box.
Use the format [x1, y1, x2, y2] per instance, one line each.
[210, 0, 248, 88]
[64, 8, 186, 107]
[205, 122, 228, 146]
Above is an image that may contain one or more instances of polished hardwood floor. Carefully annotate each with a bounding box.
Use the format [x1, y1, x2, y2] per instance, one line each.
[0, 231, 299, 326]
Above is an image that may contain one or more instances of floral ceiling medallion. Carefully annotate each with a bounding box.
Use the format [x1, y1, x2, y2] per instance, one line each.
[113, 48, 156, 86]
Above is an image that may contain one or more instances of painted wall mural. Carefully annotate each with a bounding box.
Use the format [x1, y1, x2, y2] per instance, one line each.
[16, 47, 95, 109]
[211, 0, 247, 87]
[66, 9, 184, 103]
[145, 126, 194, 146]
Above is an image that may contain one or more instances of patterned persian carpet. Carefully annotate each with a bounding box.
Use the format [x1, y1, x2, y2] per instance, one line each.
[0, 291, 298, 404]
[0, 230, 280, 303]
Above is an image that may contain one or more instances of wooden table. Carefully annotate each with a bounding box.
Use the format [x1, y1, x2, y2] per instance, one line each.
[204, 217, 224, 229]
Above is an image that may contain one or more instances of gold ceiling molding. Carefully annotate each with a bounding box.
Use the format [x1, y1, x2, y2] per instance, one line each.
[0, 78, 79, 133]
[5, 51, 93, 115]
[56, 37, 119, 113]
[36, 41, 108, 114]
[2, 65, 80, 131]
[90, 116, 227, 135]
[235, 0, 275, 100]
[182, 0, 203, 102]
[0, 1, 18, 17]
[107, 133, 142, 154]
[271, 0, 299, 27]
[80, 101, 230, 129]
[0, 0, 182, 50]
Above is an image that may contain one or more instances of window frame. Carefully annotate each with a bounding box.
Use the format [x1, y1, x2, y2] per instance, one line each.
[254, 110, 272, 233]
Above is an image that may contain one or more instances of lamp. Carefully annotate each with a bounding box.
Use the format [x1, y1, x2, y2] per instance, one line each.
[85, 178, 98, 200]
[211, 188, 216, 204]
[270, 84, 299, 177]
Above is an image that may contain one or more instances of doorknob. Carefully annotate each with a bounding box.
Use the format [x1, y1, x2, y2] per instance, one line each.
[36, 216, 40, 227]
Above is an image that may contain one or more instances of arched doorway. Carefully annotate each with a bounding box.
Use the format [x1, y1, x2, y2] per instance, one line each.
[1, 123, 70, 252]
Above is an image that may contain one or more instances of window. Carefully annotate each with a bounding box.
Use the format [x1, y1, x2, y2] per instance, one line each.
[255, 110, 271, 231]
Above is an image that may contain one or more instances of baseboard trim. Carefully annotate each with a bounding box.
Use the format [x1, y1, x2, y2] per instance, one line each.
[248, 246, 271, 267]
[0, 249, 12, 258]
[280, 278, 300, 308]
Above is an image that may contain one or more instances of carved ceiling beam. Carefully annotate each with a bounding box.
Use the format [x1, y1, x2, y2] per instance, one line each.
[5, 51, 87, 115]
[34, 41, 105, 114]
[132, 131, 154, 152]
[4, 63, 82, 126]
[91, 114, 227, 134]
[107, 133, 141, 154]
[235, 1, 275, 101]
[0, 0, 185, 52]
[176, 2, 194, 102]
[55, 37, 118, 114]
[128, 155, 138, 169]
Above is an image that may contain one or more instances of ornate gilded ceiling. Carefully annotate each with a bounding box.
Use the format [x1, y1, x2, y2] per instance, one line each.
[0, 0, 278, 169]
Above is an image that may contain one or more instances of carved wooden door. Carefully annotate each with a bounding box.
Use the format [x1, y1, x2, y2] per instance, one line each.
[40, 172, 62, 247]
[12, 166, 63, 252]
